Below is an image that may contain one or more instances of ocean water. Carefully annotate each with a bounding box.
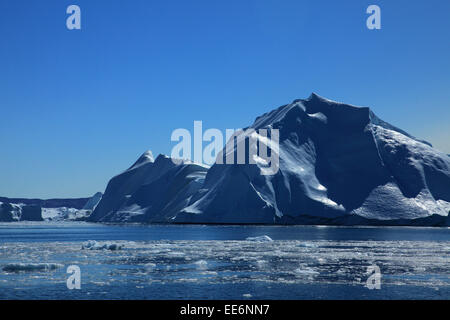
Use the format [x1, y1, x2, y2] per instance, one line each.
[0, 222, 448, 300]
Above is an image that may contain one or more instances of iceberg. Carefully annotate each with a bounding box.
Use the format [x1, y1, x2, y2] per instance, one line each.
[245, 235, 274, 242]
[89, 94, 450, 226]
[81, 240, 123, 250]
[3, 263, 63, 272]
[0, 202, 43, 222]
[176, 94, 450, 225]
[89, 152, 208, 222]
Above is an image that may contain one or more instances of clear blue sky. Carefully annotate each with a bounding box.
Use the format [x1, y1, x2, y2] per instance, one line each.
[0, 0, 449, 198]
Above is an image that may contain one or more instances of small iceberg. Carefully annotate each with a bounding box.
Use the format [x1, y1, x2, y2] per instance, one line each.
[194, 260, 208, 270]
[245, 235, 273, 242]
[294, 266, 320, 276]
[3, 263, 63, 273]
[297, 242, 318, 248]
[82, 240, 123, 251]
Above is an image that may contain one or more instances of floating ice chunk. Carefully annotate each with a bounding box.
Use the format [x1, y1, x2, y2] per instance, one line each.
[294, 267, 319, 276]
[245, 235, 273, 242]
[3, 263, 63, 272]
[317, 258, 326, 264]
[82, 240, 123, 251]
[105, 243, 123, 251]
[144, 263, 156, 271]
[297, 242, 318, 248]
[82, 240, 101, 250]
[194, 260, 208, 270]
[168, 251, 185, 256]
[255, 260, 267, 269]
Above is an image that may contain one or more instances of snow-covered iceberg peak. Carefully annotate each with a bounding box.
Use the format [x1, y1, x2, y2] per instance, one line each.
[302, 93, 431, 146]
[89, 151, 208, 222]
[127, 150, 155, 171]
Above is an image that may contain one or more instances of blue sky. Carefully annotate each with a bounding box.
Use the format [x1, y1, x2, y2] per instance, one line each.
[0, 0, 449, 198]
